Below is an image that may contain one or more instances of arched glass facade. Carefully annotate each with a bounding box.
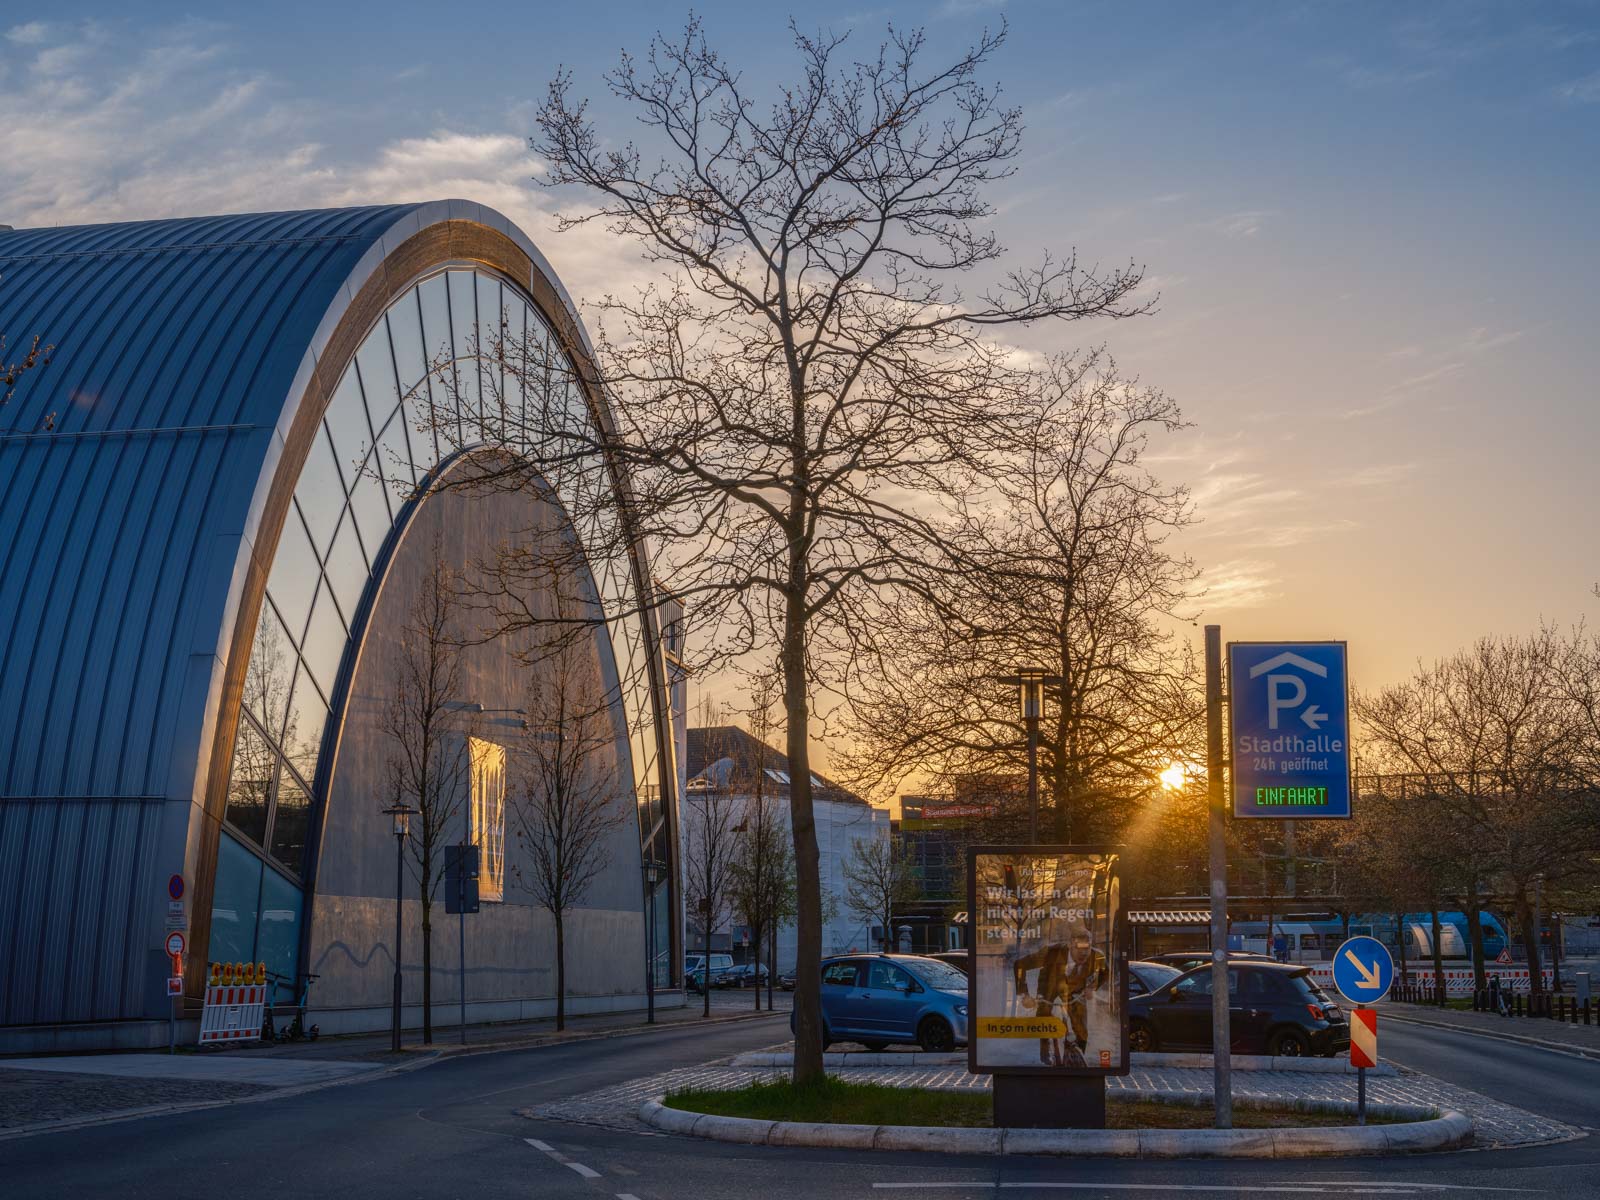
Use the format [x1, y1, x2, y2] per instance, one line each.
[211, 267, 668, 985]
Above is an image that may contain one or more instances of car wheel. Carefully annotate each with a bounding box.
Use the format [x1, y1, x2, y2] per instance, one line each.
[917, 1016, 955, 1053]
[1129, 1019, 1158, 1053]
[1268, 1029, 1309, 1057]
[860, 1041, 889, 1052]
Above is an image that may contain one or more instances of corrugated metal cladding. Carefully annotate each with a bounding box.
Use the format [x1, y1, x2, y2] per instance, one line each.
[0, 205, 428, 1025]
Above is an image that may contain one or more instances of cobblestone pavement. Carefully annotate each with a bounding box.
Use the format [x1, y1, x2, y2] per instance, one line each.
[0, 1067, 259, 1131]
[523, 1052, 1582, 1150]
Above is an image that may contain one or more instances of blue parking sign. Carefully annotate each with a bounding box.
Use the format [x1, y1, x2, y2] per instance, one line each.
[1228, 642, 1351, 819]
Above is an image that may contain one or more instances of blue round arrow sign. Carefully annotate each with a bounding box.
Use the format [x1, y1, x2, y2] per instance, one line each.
[1332, 935, 1394, 1005]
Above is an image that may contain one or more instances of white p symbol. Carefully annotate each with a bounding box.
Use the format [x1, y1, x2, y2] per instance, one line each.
[1266, 674, 1305, 730]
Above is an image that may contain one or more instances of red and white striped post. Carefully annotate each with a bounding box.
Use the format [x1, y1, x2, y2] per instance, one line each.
[1350, 1008, 1378, 1125]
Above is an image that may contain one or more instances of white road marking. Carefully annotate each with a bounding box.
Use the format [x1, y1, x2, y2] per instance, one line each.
[617, 1194, 644, 1200]
[525, 1137, 602, 1180]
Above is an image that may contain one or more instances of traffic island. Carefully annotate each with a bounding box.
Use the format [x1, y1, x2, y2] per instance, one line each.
[640, 1078, 1474, 1158]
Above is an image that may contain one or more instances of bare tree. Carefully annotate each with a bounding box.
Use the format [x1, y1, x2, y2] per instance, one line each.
[843, 835, 920, 952]
[382, 546, 474, 1043]
[509, 619, 625, 1031]
[2, 329, 52, 408]
[839, 353, 1200, 842]
[417, 16, 1151, 1084]
[684, 716, 740, 1017]
[1356, 629, 1600, 994]
[730, 792, 796, 1011]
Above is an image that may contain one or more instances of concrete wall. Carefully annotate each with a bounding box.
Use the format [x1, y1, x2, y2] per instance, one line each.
[306, 480, 656, 1030]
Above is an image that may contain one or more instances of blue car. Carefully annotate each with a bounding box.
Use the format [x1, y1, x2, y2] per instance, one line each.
[794, 954, 970, 1052]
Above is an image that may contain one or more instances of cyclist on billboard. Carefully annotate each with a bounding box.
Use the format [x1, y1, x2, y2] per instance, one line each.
[1013, 920, 1109, 1066]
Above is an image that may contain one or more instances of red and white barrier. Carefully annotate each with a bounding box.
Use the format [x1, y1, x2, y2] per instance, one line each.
[199, 983, 267, 1045]
[1350, 1009, 1378, 1068]
[1304, 963, 1554, 997]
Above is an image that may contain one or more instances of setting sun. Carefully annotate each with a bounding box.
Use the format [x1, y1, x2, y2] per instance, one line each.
[1159, 762, 1186, 791]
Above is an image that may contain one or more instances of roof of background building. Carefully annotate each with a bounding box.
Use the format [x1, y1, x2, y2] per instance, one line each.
[685, 725, 868, 807]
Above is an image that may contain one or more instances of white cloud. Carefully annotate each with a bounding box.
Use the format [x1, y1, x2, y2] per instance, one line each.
[5, 21, 48, 45]
[0, 22, 646, 314]
[1196, 558, 1279, 610]
[1202, 209, 1275, 238]
[1557, 71, 1600, 102]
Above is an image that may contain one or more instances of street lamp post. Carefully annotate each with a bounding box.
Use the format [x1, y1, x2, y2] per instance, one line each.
[383, 801, 415, 1053]
[643, 860, 665, 1024]
[1016, 668, 1047, 843]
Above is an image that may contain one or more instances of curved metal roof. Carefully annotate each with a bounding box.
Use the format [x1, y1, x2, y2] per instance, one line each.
[0, 203, 507, 801]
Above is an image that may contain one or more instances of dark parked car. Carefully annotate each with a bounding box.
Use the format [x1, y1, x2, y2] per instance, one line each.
[1128, 960, 1182, 997]
[723, 963, 770, 988]
[1128, 961, 1349, 1057]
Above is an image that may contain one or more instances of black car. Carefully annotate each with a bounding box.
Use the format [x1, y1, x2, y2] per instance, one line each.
[1128, 961, 1349, 1058]
[723, 963, 770, 988]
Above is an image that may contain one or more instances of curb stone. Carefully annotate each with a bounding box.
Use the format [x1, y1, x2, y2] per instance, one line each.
[639, 1096, 1476, 1157]
[730, 1050, 1396, 1076]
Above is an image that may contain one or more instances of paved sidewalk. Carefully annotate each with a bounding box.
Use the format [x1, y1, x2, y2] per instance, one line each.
[525, 1053, 1582, 1150]
[0, 1054, 383, 1086]
[1381, 1001, 1600, 1056]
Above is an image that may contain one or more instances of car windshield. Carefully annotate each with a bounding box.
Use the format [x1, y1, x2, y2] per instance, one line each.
[1134, 963, 1181, 988]
[1290, 972, 1336, 1002]
[906, 958, 969, 990]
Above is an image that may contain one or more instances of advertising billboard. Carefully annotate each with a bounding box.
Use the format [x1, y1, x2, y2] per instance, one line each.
[967, 846, 1127, 1076]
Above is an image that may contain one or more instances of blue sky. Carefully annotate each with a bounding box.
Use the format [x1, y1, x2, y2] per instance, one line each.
[4, 1, 1598, 698]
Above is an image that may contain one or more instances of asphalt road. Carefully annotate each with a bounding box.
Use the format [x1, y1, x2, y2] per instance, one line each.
[3, 1011, 1596, 1200]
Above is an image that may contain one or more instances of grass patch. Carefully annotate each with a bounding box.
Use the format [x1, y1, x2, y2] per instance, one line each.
[664, 1078, 1413, 1129]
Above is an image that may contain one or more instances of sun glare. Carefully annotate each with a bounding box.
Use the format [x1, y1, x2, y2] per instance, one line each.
[1159, 762, 1186, 791]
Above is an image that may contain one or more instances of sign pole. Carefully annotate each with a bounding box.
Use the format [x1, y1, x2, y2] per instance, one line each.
[459, 884, 467, 1046]
[1204, 625, 1233, 1129]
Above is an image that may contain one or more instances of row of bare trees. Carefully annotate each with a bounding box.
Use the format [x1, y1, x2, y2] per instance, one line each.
[1328, 626, 1600, 994]
[382, 539, 624, 1039]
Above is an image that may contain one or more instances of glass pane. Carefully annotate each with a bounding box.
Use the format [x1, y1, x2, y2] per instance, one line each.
[241, 600, 295, 740]
[207, 831, 263, 964]
[224, 717, 275, 845]
[280, 659, 328, 786]
[356, 325, 411, 507]
[448, 270, 480, 433]
[323, 504, 370, 628]
[322, 368, 375, 490]
[388, 289, 439, 475]
[418, 273, 462, 455]
[296, 435, 343, 559]
[300, 578, 349, 701]
[346, 454, 393, 571]
[268, 769, 312, 877]
[256, 867, 305, 992]
[477, 273, 506, 438]
[265, 507, 320, 644]
[373, 402, 415, 515]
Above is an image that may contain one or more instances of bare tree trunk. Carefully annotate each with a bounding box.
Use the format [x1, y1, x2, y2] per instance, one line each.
[1464, 881, 1486, 991]
[555, 912, 566, 1031]
[1429, 906, 1445, 1005]
[785, 599, 824, 1085]
[1516, 890, 1543, 996]
[1395, 911, 1409, 985]
[422, 893, 434, 1044]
